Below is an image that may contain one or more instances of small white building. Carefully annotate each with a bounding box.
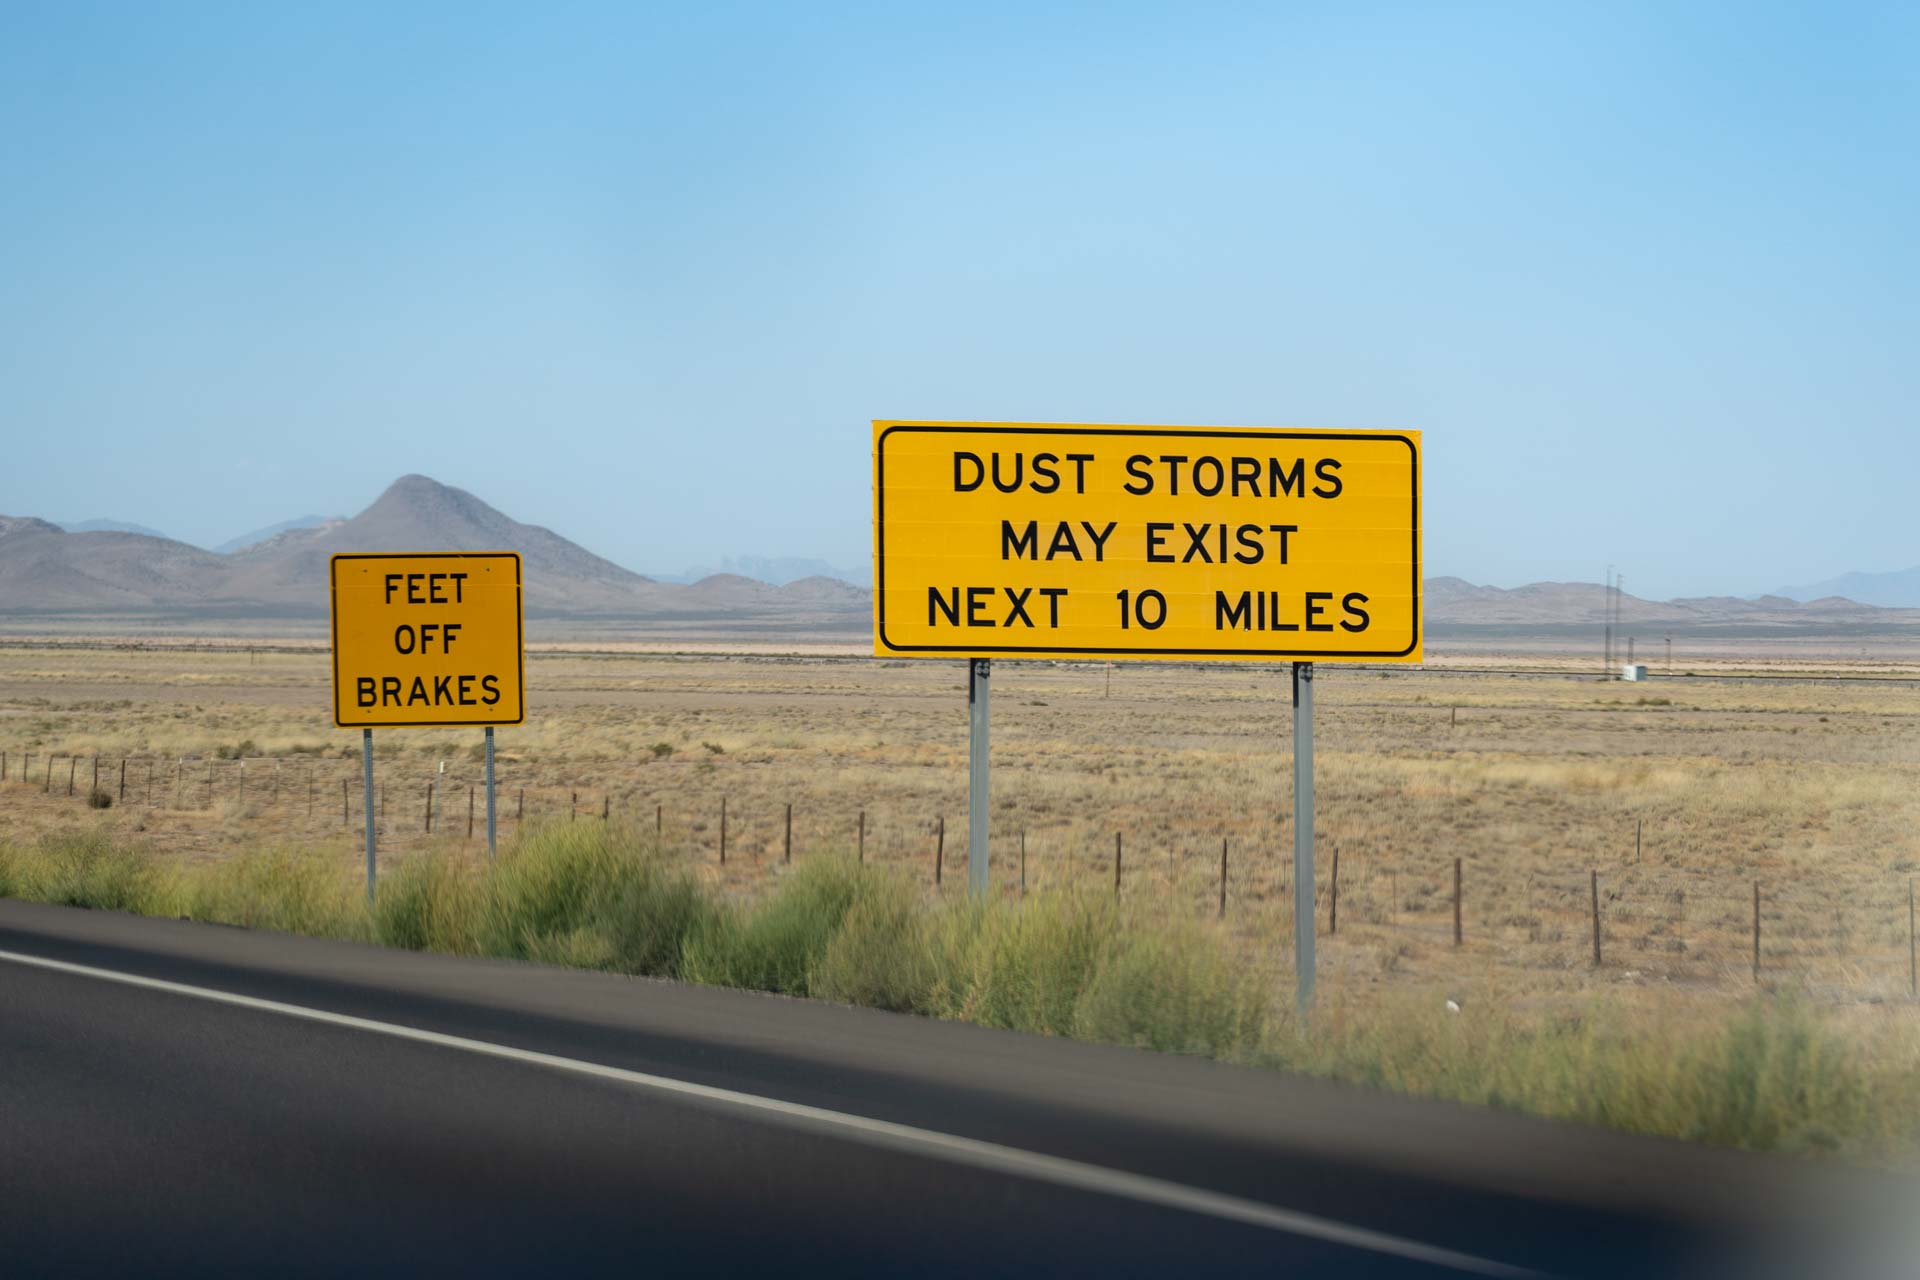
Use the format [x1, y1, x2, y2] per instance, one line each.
[1621, 664, 1649, 682]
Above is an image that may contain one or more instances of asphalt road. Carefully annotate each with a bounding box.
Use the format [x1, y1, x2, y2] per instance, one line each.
[0, 901, 1912, 1278]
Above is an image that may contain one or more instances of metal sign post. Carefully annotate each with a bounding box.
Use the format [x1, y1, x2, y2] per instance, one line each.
[967, 658, 990, 897]
[1292, 662, 1315, 1012]
[361, 728, 377, 903]
[485, 726, 497, 858]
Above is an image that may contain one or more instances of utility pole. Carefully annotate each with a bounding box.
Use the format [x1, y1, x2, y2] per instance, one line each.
[1603, 563, 1613, 675]
[1612, 572, 1626, 677]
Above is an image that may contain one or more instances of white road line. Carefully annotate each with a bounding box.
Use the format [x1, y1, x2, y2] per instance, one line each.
[0, 947, 1542, 1278]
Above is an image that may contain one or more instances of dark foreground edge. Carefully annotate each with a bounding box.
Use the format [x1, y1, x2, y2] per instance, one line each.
[0, 900, 1911, 1278]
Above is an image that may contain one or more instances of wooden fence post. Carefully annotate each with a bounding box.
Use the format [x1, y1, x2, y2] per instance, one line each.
[1453, 857, 1463, 947]
[1590, 869, 1601, 967]
[69, 755, 78, 795]
[467, 786, 475, 840]
[146, 760, 152, 806]
[720, 796, 728, 863]
[117, 758, 125, 800]
[1218, 837, 1228, 919]
[425, 781, 434, 833]
[517, 788, 524, 821]
[570, 791, 576, 822]
[342, 778, 349, 823]
[601, 795, 609, 821]
[1752, 881, 1761, 984]
[1635, 818, 1642, 864]
[784, 803, 792, 864]
[1328, 843, 1341, 936]
[1021, 829, 1028, 895]
[657, 803, 662, 837]
[858, 810, 866, 863]
[1114, 832, 1122, 895]
[935, 816, 944, 886]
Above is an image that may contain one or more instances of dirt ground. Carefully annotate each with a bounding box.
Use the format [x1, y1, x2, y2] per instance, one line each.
[3, 642, 1918, 1012]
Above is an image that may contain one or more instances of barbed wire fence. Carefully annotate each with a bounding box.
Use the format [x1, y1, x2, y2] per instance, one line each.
[3, 746, 1915, 1003]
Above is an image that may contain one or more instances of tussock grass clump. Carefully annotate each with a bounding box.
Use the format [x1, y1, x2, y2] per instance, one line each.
[181, 846, 366, 940]
[811, 871, 937, 1012]
[682, 857, 866, 995]
[0, 829, 172, 914]
[928, 889, 1122, 1036]
[1673, 1000, 1882, 1153]
[480, 821, 711, 976]
[1068, 920, 1269, 1056]
[372, 850, 484, 954]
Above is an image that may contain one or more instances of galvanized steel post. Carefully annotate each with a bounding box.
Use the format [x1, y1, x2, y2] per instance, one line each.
[361, 729, 376, 903]
[1293, 662, 1315, 1012]
[967, 658, 990, 898]
[485, 726, 497, 859]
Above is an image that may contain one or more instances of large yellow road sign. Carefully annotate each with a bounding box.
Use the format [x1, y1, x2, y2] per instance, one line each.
[330, 552, 524, 727]
[872, 422, 1421, 662]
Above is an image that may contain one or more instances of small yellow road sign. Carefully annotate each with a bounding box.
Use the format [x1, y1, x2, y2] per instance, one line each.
[872, 421, 1420, 662]
[330, 552, 524, 727]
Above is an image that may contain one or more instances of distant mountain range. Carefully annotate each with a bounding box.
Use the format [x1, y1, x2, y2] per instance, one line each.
[1422, 577, 1914, 632]
[5, 478, 1915, 637]
[651, 555, 871, 588]
[1775, 566, 1920, 609]
[0, 476, 869, 626]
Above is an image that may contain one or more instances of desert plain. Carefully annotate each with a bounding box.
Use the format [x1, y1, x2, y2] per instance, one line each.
[3, 638, 1915, 1014]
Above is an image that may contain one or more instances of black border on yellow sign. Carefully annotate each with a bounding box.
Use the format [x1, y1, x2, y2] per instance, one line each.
[329, 551, 526, 728]
[874, 424, 1421, 659]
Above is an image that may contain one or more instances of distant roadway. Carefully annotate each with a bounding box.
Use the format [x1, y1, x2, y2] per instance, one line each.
[0, 900, 1911, 1277]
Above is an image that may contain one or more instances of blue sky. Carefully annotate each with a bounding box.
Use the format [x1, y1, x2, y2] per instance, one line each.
[1, 2, 1912, 598]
